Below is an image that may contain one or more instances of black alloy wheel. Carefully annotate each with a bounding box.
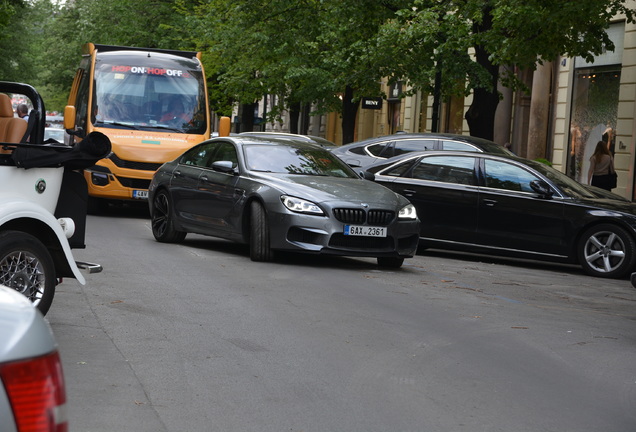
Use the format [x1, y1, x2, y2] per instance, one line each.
[151, 190, 187, 243]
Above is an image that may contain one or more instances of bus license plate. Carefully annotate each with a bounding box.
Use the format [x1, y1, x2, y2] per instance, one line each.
[344, 225, 387, 237]
[133, 190, 148, 199]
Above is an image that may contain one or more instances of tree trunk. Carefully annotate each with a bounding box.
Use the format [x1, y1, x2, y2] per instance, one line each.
[527, 61, 552, 160]
[289, 101, 300, 134]
[240, 102, 256, 132]
[465, 7, 499, 140]
[341, 85, 358, 144]
[300, 103, 311, 135]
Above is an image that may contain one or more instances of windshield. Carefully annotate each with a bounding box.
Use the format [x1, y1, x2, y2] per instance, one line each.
[92, 53, 207, 134]
[244, 143, 359, 178]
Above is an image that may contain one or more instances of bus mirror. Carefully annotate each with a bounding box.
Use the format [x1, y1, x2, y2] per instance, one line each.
[64, 105, 76, 131]
[219, 116, 231, 137]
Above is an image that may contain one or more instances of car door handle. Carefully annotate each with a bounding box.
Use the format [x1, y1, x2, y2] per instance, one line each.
[200, 175, 209, 182]
[483, 199, 497, 207]
[174, 170, 182, 177]
[402, 189, 416, 197]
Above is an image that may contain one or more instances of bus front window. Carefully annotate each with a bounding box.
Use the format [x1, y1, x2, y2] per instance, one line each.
[93, 61, 206, 134]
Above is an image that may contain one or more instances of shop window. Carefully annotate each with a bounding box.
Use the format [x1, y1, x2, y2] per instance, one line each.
[567, 67, 620, 183]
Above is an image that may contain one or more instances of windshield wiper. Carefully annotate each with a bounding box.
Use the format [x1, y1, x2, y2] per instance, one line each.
[151, 125, 185, 133]
[95, 121, 140, 130]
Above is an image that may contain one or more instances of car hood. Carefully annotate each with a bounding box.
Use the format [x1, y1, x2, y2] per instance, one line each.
[573, 196, 636, 216]
[250, 172, 409, 207]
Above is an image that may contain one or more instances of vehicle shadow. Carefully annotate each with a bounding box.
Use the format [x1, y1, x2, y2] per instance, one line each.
[179, 235, 412, 271]
[88, 201, 150, 219]
[418, 247, 590, 278]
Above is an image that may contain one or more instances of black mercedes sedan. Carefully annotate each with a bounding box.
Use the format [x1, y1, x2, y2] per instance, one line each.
[148, 136, 420, 267]
[363, 151, 636, 278]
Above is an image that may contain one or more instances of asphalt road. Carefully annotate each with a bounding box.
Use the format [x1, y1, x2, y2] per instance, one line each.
[48, 206, 636, 432]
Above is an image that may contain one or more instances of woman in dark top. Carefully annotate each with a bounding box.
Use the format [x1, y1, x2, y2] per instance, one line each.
[587, 141, 615, 191]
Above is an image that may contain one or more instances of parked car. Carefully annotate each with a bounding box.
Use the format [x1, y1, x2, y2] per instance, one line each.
[148, 136, 420, 267]
[330, 132, 513, 167]
[1, 81, 108, 315]
[44, 127, 65, 142]
[0, 285, 68, 432]
[239, 131, 336, 147]
[363, 150, 636, 278]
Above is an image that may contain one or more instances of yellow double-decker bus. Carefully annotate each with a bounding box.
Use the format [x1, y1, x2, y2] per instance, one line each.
[64, 43, 210, 211]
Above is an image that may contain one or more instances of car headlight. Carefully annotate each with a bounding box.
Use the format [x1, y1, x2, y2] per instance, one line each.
[398, 203, 417, 220]
[281, 195, 324, 215]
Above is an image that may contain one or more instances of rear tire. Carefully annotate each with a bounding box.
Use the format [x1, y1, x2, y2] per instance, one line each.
[250, 201, 273, 262]
[0, 230, 56, 315]
[377, 256, 404, 268]
[151, 190, 186, 243]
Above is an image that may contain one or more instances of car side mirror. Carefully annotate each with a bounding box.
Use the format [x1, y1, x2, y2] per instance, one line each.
[211, 160, 237, 174]
[530, 180, 553, 198]
[359, 170, 375, 181]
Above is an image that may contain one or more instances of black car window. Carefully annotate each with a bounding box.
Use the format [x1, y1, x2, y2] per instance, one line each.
[366, 143, 389, 157]
[208, 142, 238, 168]
[394, 139, 437, 156]
[483, 159, 539, 192]
[383, 160, 416, 177]
[348, 145, 368, 156]
[410, 156, 476, 185]
[181, 142, 216, 167]
[441, 140, 479, 152]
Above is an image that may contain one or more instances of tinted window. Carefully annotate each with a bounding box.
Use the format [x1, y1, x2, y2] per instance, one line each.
[484, 160, 539, 192]
[366, 142, 390, 157]
[383, 160, 416, 177]
[442, 140, 479, 152]
[394, 139, 437, 156]
[181, 143, 216, 167]
[209, 142, 238, 168]
[410, 156, 476, 185]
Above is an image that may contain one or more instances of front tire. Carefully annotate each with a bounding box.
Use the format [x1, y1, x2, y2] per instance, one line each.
[0, 230, 56, 315]
[151, 190, 186, 243]
[578, 224, 636, 278]
[250, 201, 273, 262]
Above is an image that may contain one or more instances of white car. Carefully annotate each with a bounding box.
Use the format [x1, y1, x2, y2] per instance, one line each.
[0, 285, 67, 432]
[0, 81, 108, 315]
[44, 127, 65, 142]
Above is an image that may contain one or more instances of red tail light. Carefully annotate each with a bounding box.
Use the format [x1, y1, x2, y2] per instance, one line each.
[0, 350, 68, 432]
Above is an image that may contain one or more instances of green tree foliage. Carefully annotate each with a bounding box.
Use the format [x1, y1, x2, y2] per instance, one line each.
[2, 0, 633, 141]
[1, 0, 187, 112]
[377, 0, 636, 140]
[0, 0, 29, 82]
[177, 0, 407, 142]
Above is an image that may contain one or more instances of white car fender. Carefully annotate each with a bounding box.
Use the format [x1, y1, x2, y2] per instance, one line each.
[0, 200, 86, 285]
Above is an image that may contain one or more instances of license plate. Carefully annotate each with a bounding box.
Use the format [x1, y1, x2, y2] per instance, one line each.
[133, 190, 148, 199]
[344, 225, 387, 237]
